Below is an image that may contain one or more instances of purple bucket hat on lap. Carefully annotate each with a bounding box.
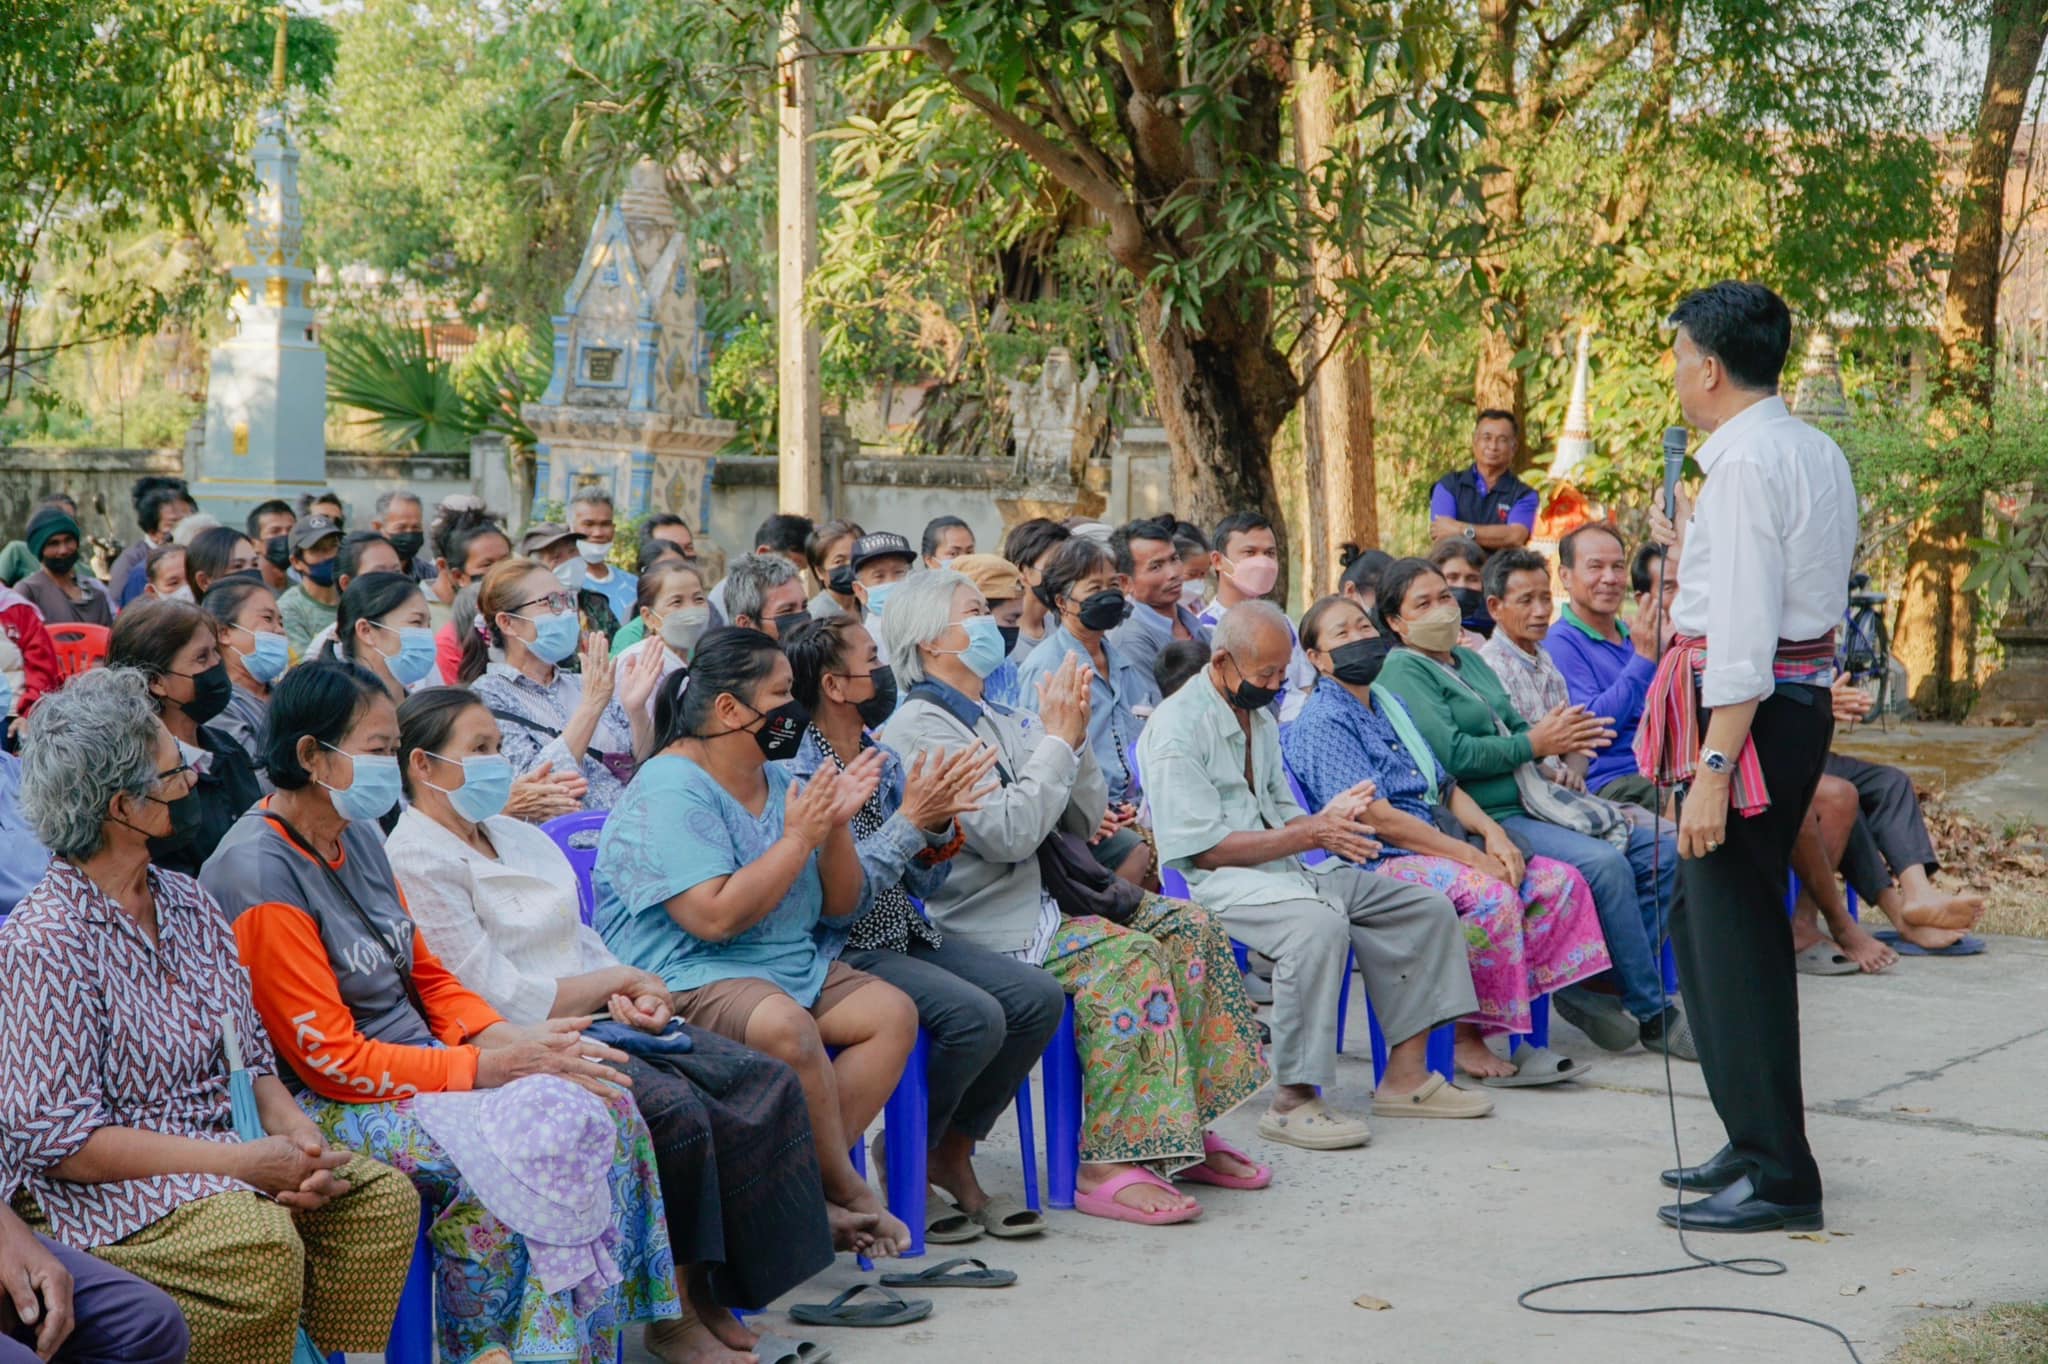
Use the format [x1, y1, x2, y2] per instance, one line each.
[414, 1074, 624, 1307]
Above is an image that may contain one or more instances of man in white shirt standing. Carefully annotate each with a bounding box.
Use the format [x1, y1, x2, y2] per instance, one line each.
[1640, 281, 1857, 1234]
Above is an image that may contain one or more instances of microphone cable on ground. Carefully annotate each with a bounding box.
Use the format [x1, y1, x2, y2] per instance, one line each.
[1513, 549, 1864, 1363]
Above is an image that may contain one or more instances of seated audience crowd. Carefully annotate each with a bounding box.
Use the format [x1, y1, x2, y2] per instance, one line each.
[0, 474, 1983, 1362]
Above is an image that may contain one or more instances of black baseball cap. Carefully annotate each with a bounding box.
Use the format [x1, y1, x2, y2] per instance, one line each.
[289, 514, 344, 554]
[849, 531, 916, 572]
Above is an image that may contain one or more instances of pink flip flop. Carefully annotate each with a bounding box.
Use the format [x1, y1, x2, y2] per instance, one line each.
[1073, 1168, 1203, 1225]
[1177, 1132, 1273, 1191]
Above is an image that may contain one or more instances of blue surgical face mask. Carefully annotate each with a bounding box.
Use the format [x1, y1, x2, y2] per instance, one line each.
[949, 615, 1008, 679]
[319, 745, 402, 822]
[425, 753, 513, 823]
[524, 608, 583, 665]
[373, 621, 439, 687]
[236, 630, 290, 685]
[862, 580, 898, 621]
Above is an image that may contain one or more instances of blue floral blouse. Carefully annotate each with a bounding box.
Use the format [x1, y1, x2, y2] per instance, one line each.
[1279, 677, 1447, 861]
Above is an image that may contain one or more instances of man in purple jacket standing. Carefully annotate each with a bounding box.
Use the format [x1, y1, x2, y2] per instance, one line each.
[1542, 523, 1671, 810]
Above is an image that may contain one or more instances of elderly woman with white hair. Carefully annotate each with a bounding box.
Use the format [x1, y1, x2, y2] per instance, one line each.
[878, 571, 1270, 1228]
[0, 667, 419, 1364]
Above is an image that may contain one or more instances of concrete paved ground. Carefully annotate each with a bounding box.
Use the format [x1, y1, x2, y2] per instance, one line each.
[609, 934, 2048, 1364]
[1834, 722, 2044, 829]
[1948, 728, 2048, 831]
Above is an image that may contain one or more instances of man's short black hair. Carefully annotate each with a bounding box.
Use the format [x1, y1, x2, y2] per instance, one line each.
[138, 486, 194, 534]
[1558, 521, 1626, 569]
[1154, 639, 1211, 699]
[1669, 280, 1791, 391]
[130, 476, 186, 513]
[1630, 542, 1669, 596]
[247, 499, 294, 538]
[1109, 516, 1176, 576]
[1001, 517, 1070, 571]
[1211, 512, 1273, 554]
[1483, 546, 1549, 602]
[1475, 408, 1518, 432]
[753, 513, 814, 555]
[1170, 520, 1210, 557]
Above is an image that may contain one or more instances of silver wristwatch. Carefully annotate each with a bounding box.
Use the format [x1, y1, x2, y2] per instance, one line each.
[1462, 524, 1478, 541]
[1700, 747, 1732, 775]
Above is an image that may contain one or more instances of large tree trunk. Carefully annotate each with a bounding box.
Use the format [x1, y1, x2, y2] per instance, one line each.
[1293, 47, 1379, 595]
[1899, 0, 2048, 717]
[1138, 288, 1294, 590]
[1471, 0, 1527, 434]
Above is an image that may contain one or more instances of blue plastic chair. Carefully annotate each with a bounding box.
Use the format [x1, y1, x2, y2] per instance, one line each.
[846, 1030, 931, 1262]
[1011, 995, 1083, 1210]
[540, 809, 608, 925]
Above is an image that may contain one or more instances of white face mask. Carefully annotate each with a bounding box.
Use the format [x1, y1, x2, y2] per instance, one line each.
[553, 556, 589, 593]
[1178, 578, 1207, 611]
[160, 584, 196, 605]
[576, 539, 611, 565]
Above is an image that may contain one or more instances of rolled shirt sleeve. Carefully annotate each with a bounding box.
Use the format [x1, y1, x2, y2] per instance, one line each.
[1697, 457, 1785, 707]
[1508, 488, 1540, 531]
[1428, 480, 1458, 519]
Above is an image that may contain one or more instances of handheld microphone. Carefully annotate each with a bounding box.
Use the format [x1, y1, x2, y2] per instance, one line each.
[1661, 426, 1689, 519]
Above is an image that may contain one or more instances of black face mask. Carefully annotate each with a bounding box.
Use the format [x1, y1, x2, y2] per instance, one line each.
[997, 624, 1021, 657]
[740, 698, 809, 760]
[264, 535, 292, 569]
[1223, 657, 1282, 712]
[144, 790, 206, 860]
[850, 665, 898, 729]
[40, 552, 78, 577]
[1329, 636, 1396, 687]
[386, 531, 425, 562]
[1453, 586, 1490, 625]
[176, 662, 234, 726]
[1073, 588, 1128, 633]
[828, 564, 857, 597]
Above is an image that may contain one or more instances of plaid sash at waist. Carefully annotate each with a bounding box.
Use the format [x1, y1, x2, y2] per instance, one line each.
[1633, 631, 1836, 817]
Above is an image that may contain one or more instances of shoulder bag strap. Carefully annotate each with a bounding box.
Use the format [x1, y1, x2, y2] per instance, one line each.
[246, 807, 430, 1023]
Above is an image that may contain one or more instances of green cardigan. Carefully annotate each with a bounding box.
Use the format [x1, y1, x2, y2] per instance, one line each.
[1376, 646, 1535, 821]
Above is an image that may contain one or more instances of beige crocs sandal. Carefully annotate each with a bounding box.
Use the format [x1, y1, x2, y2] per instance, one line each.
[1372, 1073, 1495, 1119]
[1256, 1098, 1371, 1150]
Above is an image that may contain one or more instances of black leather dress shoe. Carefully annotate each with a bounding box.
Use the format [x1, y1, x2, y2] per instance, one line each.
[1657, 1175, 1823, 1233]
[1660, 1143, 1745, 1192]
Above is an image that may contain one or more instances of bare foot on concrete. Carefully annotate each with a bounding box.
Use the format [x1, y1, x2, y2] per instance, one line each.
[1454, 1026, 1517, 1079]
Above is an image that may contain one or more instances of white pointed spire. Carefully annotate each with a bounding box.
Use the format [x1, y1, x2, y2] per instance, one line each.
[195, 3, 327, 525]
[1551, 324, 1593, 480]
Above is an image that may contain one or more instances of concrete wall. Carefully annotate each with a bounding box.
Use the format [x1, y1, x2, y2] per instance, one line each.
[0, 444, 473, 551]
[0, 432, 1172, 572]
[703, 453, 1018, 559]
[323, 451, 474, 528]
[0, 446, 185, 562]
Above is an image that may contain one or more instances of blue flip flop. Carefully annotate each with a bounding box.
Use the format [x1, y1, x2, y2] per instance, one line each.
[1874, 929, 1987, 957]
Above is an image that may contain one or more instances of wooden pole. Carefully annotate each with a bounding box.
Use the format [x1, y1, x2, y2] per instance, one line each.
[776, 0, 823, 517]
[1292, 41, 1377, 594]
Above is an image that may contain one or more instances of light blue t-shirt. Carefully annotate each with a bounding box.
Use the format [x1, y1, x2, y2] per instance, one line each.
[592, 754, 835, 1004]
[584, 565, 639, 631]
[0, 752, 52, 915]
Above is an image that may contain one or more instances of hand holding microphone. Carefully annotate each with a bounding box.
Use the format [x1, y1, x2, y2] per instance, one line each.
[1649, 426, 1692, 550]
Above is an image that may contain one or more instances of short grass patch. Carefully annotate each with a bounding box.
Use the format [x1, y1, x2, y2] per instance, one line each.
[1889, 1303, 2048, 1363]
